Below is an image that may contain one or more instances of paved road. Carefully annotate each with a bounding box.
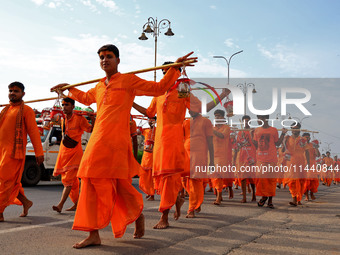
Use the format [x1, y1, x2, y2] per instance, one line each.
[0, 180, 339, 255]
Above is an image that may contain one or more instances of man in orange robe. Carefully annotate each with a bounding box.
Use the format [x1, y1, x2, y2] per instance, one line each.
[234, 115, 256, 203]
[52, 98, 94, 213]
[51, 44, 196, 248]
[284, 123, 309, 206]
[0, 82, 44, 222]
[253, 115, 286, 209]
[183, 110, 214, 218]
[133, 62, 202, 229]
[302, 133, 320, 201]
[139, 117, 156, 201]
[211, 109, 232, 205]
[322, 151, 334, 186]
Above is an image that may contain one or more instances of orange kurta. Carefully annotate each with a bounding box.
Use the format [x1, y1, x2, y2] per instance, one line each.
[212, 124, 231, 192]
[0, 104, 43, 212]
[53, 113, 92, 203]
[139, 127, 156, 196]
[146, 91, 201, 212]
[284, 136, 308, 202]
[253, 127, 279, 197]
[235, 130, 256, 182]
[69, 68, 181, 237]
[183, 115, 213, 213]
[304, 143, 319, 193]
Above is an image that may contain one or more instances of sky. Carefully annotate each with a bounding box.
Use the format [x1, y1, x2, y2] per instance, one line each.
[1, 0, 340, 154]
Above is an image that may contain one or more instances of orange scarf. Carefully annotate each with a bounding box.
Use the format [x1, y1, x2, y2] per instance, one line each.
[0, 101, 25, 159]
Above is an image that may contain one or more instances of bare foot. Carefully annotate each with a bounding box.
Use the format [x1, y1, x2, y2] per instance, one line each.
[251, 196, 256, 202]
[297, 201, 302, 205]
[213, 199, 221, 205]
[20, 200, 33, 217]
[304, 197, 309, 201]
[0, 213, 4, 222]
[73, 231, 101, 249]
[195, 206, 201, 213]
[65, 204, 77, 211]
[240, 198, 247, 203]
[147, 195, 154, 201]
[174, 197, 185, 220]
[146, 195, 150, 199]
[214, 191, 222, 205]
[311, 194, 316, 200]
[133, 213, 145, 239]
[52, 205, 62, 213]
[153, 212, 169, 229]
[186, 211, 195, 218]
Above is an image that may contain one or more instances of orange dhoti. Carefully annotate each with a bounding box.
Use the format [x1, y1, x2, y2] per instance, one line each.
[54, 143, 84, 204]
[211, 178, 224, 193]
[0, 159, 25, 212]
[0, 103, 44, 213]
[154, 174, 183, 212]
[304, 178, 319, 193]
[72, 178, 143, 238]
[186, 178, 204, 213]
[139, 167, 155, 196]
[60, 169, 79, 204]
[287, 179, 306, 202]
[255, 162, 277, 197]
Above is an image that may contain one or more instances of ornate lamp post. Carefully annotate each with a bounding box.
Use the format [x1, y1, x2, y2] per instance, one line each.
[139, 17, 174, 81]
[236, 82, 256, 115]
[213, 50, 243, 86]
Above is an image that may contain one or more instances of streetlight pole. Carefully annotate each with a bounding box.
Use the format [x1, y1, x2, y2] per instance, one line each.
[138, 17, 174, 81]
[213, 50, 243, 86]
[236, 82, 256, 115]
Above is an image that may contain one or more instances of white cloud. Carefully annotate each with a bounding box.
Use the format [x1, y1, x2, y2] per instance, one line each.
[95, 0, 119, 13]
[135, 3, 140, 14]
[48, 2, 56, 8]
[224, 38, 239, 49]
[79, 0, 100, 14]
[210, 5, 216, 9]
[257, 43, 318, 75]
[31, 0, 45, 5]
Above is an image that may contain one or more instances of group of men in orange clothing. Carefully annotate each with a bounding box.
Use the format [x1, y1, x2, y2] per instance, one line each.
[1, 44, 339, 250]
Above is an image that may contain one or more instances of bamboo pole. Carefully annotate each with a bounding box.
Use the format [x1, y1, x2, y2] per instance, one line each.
[0, 97, 60, 108]
[54, 59, 196, 91]
[0, 60, 196, 107]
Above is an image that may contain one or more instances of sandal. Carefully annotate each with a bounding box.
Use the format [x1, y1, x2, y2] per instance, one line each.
[257, 197, 268, 207]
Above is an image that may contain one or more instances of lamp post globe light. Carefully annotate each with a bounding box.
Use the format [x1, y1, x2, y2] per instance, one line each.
[138, 17, 174, 81]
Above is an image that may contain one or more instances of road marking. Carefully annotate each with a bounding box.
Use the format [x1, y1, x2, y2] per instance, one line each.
[0, 219, 73, 235]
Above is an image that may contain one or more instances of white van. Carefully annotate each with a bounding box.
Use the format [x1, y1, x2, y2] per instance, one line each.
[23, 125, 90, 186]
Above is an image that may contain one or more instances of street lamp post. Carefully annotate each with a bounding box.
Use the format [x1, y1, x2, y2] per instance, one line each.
[213, 50, 243, 86]
[236, 82, 256, 115]
[138, 17, 174, 81]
